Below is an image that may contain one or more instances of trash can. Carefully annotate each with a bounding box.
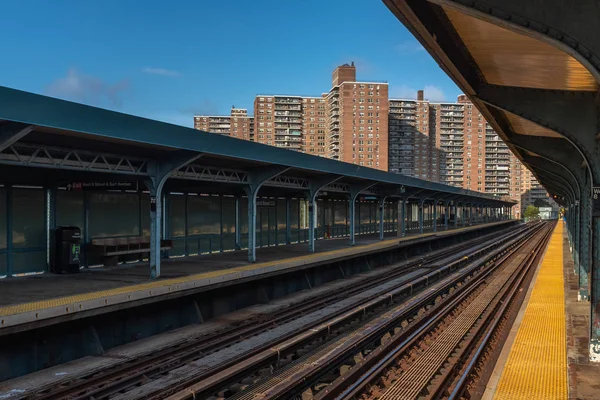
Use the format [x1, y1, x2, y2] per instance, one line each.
[51, 226, 81, 274]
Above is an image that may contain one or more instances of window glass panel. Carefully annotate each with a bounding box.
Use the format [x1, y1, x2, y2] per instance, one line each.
[240, 197, 249, 248]
[141, 193, 150, 236]
[12, 188, 46, 274]
[168, 194, 186, 256]
[222, 196, 235, 234]
[56, 190, 84, 231]
[276, 199, 286, 231]
[13, 251, 46, 275]
[334, 201, 346, 224]
[89, 193, 139, 238]
[13, 188, 45, 249]
[290, 199, 299, 229]
[0, 187, 6, 250]
[168, 194, 185, 237]
[0, 254, 6, 277]
[187, 195, 220, 235]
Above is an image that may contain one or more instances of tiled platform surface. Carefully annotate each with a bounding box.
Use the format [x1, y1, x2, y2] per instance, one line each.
[0, 221, 513, 331]
[492, 222, 567, 400]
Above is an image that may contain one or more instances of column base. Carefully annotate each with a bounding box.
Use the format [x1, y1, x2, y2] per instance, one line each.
[589, 342, 600, 363]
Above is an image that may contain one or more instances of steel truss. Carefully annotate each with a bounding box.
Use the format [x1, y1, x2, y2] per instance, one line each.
[0, 144, 471, 200]
[0, 143, 149, 175]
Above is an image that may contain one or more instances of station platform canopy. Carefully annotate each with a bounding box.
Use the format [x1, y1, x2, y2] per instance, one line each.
[0, 85, 515, 278]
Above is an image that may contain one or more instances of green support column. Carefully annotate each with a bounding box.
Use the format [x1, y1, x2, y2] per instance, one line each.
[6, 185, 13, 277]
[349, 198, 357, 245]
[573, 203, 580, 274]
[444, 201, 449, 230]
[432, 200, 438, 233]
[285, 198, 291, 245]
[591, 211, 600, 361]
[379, 197, 387, 240]
[419, 199, 425, 234]
[46, 186, 57, 270]
[454, 202, 458, 228]
[398, 199, 406, 237]
[579, 192, 590, 300]
[235, 196, 241, 250]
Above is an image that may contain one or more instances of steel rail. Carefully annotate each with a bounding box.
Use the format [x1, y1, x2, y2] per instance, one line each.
[315, 223, 549, 400]
[25, 226, 524, 400]
[157, 224, 541, 400]
[445, 222, 555, 400]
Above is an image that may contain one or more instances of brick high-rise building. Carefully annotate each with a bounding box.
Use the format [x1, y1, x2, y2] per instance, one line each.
[509, 154, 524, 216]
[389, 90, 435, 178]
[435, 99, 465, 187]
[302, 96, 328, 156]
[387, 91, 544, 214]
[194, 107, 252, 140]
[326, 63, 389, 170]
[254, 95, 303, 150]
[191, 69, 554, 216]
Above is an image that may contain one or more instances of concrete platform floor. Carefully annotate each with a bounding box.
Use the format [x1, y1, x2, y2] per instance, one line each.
[0, 223, 495, 308]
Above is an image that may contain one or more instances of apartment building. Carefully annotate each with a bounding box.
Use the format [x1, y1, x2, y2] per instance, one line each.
[509, 154, 524, 216]
[302, 96, 328, 156]
[253, 95, 303, 150]
[436, 100, 465, 187]
[387, 91, 530, 214]
[191, 67, 554, 215]
[389, 90, 434, 178]
[193, 107, 253, 140]
[326, 63, 389, 170]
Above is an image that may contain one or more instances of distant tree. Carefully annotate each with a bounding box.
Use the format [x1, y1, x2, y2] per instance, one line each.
[523, 205, 540, 220]
[533, 199, 550, 208]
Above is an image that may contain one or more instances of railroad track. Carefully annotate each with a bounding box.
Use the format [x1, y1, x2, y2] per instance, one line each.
[186, 222, 549, 400]
[20, 224, 533, 400]
[308, 222, 553, 400]
[124, 223, 543, 400]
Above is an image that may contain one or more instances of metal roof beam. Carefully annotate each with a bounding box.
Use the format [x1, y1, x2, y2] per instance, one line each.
[430, 0, 600, 80]
[521, 155, 579, 202]
[507, 133, 584, 198]
[0, 122, 33, 152]
[476, 83, 599, 182]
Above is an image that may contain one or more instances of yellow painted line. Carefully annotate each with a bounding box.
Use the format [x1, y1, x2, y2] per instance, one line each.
[494, 222, 567, 400]
[0, 222, 508, 317]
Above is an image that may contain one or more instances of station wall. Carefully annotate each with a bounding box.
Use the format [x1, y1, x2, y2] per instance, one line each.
[0, 186, 399, 277]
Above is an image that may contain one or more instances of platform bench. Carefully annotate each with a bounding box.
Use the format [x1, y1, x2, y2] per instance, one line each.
[87, 236, 173, 266]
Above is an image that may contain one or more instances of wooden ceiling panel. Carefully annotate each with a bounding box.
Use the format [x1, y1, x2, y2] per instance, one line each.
[444, 6, 598, 91]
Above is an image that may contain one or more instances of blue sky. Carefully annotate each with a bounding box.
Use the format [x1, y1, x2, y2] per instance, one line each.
[0, 0, 462, 127]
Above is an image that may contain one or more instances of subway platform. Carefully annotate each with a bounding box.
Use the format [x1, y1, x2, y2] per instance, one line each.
[0, 221, 514, 334]
[484, 221, 600, 400]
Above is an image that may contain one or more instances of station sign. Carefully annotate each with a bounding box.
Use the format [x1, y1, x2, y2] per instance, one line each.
[67, 181, 139, 191]
[593, 187, 600, 216]
[257, 199, 276, 207]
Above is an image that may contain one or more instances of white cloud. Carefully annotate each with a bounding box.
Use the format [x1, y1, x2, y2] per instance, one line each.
[46, 68, 129, 107]
[142, 67, 181, 77]
[390, 85, 418, 100]
[390, 84, 446, 102]
[395, 39, 425, 55]
[423, 85, 446, 101]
